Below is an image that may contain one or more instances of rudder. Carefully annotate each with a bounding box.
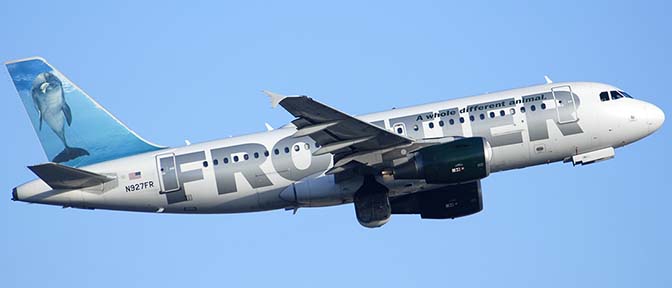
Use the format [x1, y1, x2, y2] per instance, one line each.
[6, 57, 163, 167]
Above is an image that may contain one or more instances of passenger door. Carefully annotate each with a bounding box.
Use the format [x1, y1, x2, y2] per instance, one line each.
[156, 153, 180, 193]
[551, 85, 579, 123]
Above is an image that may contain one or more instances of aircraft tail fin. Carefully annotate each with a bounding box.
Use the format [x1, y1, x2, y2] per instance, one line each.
[28, 162, 114, 190]
[5, 57, 163, 167]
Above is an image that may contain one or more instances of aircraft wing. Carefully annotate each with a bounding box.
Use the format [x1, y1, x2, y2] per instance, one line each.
[266, 91, 427, 175]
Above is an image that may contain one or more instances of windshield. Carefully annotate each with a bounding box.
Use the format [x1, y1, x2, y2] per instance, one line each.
[610, 91, 623, 100]
[601, 90, 633, 102]
[618, 91, 634, 98]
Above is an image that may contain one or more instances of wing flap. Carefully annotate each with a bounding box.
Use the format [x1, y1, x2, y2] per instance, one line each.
[292, 121, 340, 137]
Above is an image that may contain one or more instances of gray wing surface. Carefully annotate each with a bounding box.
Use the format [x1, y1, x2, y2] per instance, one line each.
[266, 91, 428, 175]
[267, 91, 411, 153]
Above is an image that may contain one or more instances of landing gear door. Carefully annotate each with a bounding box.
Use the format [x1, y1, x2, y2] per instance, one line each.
[551, 85, 579, 124]
[156, 153, 180, 193]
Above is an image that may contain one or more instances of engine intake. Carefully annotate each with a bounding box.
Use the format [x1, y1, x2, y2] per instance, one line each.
[393, 137, 492, 184]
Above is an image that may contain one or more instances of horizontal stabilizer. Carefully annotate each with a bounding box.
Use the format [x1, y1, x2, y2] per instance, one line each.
[28, 162, 114, 190]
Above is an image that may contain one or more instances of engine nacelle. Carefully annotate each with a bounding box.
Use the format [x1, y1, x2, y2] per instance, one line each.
[393, 137, 492, 184]
[391, 180, 483, 219]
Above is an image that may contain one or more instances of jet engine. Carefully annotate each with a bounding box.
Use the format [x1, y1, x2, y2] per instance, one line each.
[391, 180, 483, 219]
[393, 137, 492, 184]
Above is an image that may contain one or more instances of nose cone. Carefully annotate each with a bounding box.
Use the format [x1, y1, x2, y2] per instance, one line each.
[646, 104, 665, 133]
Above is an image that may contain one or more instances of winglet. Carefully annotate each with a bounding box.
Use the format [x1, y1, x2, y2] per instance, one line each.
[263, 90, 287, 108]
[264, 122, 274, 131]
[544, 75, 553, 84]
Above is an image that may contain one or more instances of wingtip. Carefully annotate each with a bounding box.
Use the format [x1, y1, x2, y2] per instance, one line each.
[262, 90, 287, 108]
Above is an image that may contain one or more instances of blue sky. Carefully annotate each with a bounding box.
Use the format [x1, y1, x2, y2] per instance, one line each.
[1, 1, 670, 287]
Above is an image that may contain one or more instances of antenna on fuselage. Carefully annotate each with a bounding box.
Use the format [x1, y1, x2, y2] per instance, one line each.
[264, 122, 274, 131]
[284, 207, 299, 214]
[544, 75, 553, 84]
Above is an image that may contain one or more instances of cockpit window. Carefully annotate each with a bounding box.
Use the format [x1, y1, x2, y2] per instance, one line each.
[619, 90, 633, 98]
[600, 91, 610, 102]
[610, 91, 623, 100]
[602, 90, 632, 101]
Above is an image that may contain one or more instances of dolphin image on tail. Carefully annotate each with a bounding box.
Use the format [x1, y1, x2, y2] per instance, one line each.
[31, 72, 89, 163]
[6, 57, 163, 168]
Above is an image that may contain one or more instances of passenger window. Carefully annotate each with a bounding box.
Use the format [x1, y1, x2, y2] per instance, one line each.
[489, 112, 495, 118]
[600, 91, 610, 101]
[449, 119, 455, 125]
[469, 115, 475, 122]
[459, 117, 465, 123]
[611, 90, 623, 100]
[294, 145, 300, 151]
[254, 152, 259, 158]
[264, 150, 269, 157]
[304, 143, 310, 150]
[413, 125, 419, 131]
[531, 105, 536, 111]
[274, 149, 279, 155]
[284, 147, 290, 153]
[541, 103, 546, 110]
[438, 120, 444, 127]
[429, 122, 435, 129]
[396, 127, 403, 134]
[479, 113, 485, 120]
[500, 110, 505, 116]
[233, 156, 239, 162]
[223, 157, 229, 164]
[520, 107, 526, 113]
[243, 154, 249, 160]
[509, 108, 516, 115]
[202, 161, 208, 167]
[213, 159, 219, 165]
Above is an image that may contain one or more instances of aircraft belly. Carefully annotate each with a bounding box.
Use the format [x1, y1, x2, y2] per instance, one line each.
[488, 142, 530, 172]
[527, 120, 592, 166]
[290, 175, 362, 207]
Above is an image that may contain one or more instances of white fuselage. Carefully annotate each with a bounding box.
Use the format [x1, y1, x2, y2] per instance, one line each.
[14, 82, 664, 213]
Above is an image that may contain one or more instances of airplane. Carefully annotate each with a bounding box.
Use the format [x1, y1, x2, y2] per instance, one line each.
[6, 57, 665, 228]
